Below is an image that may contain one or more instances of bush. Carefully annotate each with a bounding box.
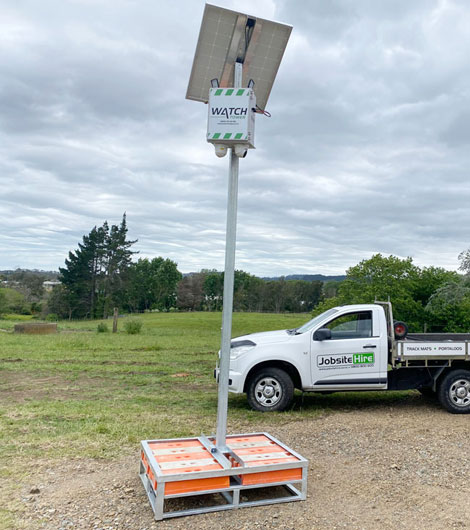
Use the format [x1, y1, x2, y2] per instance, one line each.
[97, 323, 109, 333]
[0, 287, 29, 315]
[124, 319, 142, 335]
[30, 302, 42, 314]
[46, 313, 58, 322]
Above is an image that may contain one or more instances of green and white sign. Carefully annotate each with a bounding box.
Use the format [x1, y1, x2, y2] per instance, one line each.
[207, 87, 256, 147]
[353, 353, 374, 364]
[317, 352, 375, 369]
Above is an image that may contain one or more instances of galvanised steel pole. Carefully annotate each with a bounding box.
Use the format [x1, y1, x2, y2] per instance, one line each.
[215, 62, 243, 450]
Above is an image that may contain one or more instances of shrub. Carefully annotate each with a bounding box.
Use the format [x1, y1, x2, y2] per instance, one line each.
[46, 313, 58, 322]
[97, 323, 109, 333]
[0, 287, 29, 315]
[30, 302, 42, 314]
[124, 319, 142, 335]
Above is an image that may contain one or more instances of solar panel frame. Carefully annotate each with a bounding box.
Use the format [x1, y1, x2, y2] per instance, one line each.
[186, 4, 292, 111]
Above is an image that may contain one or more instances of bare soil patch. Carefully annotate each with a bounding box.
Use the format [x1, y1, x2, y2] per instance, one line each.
[0, 372, 110, 404]
[15, 394, 470, 530]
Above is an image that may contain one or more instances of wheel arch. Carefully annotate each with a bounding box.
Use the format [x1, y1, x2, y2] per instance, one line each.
[434, 361, 470, 388]
[243, 360, 302, 392]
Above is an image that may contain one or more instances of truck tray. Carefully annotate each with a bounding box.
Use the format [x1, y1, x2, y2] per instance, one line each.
[398, 339, 469, 360]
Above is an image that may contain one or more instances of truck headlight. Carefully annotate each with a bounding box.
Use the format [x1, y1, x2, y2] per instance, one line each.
[230, 340, 256, 360]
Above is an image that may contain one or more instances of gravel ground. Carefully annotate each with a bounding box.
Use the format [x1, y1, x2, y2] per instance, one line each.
[18, 394, 470, 530]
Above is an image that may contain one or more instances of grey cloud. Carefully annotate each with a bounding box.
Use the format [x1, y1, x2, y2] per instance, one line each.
[441, 111, 470, 146]
[1, 0, 470, 275]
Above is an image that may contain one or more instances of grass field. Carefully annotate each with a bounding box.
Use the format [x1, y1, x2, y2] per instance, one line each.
[0, 311, 412, 529]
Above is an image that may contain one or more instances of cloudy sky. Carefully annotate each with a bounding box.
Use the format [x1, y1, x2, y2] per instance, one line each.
[1, 0, 470, 276]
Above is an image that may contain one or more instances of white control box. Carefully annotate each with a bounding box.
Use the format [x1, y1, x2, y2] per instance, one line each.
[207, 88, 256, 148]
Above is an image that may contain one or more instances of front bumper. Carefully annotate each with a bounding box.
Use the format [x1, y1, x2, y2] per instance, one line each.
[213, 367, 244, 393]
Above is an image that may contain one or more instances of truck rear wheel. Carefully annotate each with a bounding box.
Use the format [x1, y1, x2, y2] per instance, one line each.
[438, 370, 470, 414]
[246, 367, 294, 412]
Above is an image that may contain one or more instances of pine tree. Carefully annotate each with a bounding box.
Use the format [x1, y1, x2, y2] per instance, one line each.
[100, 214, 137, 317]
[59, 214, 137, 319]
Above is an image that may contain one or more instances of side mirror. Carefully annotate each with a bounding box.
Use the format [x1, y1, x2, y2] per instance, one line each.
[313, 328, 332, 341]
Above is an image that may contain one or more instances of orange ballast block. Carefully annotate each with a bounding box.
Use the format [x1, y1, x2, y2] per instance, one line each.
[241, 467, 302, 486]
[143, 439, 230, 495]
[161, 476, 229, 495]
[227, 435, 302, 486]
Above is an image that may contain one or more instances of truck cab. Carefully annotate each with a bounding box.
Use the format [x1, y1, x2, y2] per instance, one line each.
[224, 304, 389, 411]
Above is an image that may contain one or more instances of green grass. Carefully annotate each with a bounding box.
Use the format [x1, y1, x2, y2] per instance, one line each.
[0, 311, 413, 528]
[0, 313, 35, 323]
[0, 313, 306, 462]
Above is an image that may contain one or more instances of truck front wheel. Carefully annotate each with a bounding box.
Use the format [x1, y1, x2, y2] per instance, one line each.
[438, 370, 470, 414]
[246, 367, 294, 412]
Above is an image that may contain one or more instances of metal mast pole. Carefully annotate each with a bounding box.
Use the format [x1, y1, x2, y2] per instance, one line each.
[215, 61, 243, 450]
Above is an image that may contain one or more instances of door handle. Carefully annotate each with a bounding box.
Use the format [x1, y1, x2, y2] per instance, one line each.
[363, 344, 376, 348]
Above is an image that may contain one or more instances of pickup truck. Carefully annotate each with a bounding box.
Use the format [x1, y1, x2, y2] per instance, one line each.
[216, 302, 470, 414]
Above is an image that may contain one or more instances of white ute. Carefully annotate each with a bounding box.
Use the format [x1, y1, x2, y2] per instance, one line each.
[215, 302, 470, 414]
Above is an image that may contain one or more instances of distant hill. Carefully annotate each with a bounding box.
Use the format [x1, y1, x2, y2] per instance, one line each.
[262, 274, 345, 282]
[183, 271, 345, 282]
[3, 269, 345, 284]
[0, 269, 59, 280]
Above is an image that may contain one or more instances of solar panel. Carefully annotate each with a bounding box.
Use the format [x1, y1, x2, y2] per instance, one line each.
[186, 4, 292, 111]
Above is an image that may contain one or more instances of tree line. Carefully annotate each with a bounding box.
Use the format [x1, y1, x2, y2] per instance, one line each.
[312, 253, 470, 332]
[177, 270, 323, 313]
[42, 215, 323, 320]
[3, 216, 470, 332]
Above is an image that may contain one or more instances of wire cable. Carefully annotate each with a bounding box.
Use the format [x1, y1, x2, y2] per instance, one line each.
[255, 105, 271, 117]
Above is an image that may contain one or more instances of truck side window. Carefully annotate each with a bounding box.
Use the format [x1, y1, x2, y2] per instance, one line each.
[325, 311, 372, 339]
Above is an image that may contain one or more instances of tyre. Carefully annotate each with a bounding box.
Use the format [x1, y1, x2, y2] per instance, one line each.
[394, 321, 408, 339]
[437, 370, 470, 414]
[246, 367, 294, 412]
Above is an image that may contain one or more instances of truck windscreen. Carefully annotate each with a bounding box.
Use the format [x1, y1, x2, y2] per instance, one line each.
[296, 308, 339, 334]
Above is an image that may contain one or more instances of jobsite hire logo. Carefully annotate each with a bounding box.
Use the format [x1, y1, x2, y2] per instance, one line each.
[211, 107, 248, 119]
[317, 352, 375, 369]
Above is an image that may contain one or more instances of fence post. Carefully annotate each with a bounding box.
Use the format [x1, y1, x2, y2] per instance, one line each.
[113, 307, 118, 333]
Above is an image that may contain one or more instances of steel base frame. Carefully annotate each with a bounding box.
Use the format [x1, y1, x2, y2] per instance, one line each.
[139, 432, 308, 520]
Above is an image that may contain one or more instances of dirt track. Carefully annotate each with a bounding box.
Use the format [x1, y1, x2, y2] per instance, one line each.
[19, 393, 470, 530]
